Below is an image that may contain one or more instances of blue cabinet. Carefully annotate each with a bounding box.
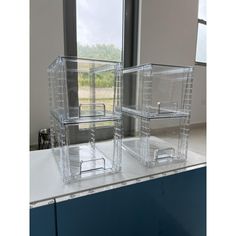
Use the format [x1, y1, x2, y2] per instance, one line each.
[30, 202, 57, 236]
[56, 167, 206, 236]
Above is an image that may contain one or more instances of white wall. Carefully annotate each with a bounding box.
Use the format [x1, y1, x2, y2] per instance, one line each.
[138, 0, 206, 124]
[191, 65, 206, 123]
[30, 0, 64, 145]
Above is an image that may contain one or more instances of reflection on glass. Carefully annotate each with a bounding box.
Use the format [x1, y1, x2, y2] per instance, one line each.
[196, 23, 206, 63]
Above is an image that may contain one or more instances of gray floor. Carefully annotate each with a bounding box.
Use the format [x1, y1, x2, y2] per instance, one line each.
[31, 124, 207, 157]
[155, 124, 206, 157]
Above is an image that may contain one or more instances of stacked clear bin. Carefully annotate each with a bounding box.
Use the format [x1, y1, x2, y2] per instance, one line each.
[122, 64, 193, 167]
[48, 56, 122, 183]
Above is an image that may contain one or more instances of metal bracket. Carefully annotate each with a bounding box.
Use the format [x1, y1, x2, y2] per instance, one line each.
[79, 103, 106, 117]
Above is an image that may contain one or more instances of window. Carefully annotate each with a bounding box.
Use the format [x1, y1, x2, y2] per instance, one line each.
[76, 0, 123, 62]
[63, 0, 139, 141]
[196, 0, 207, 64]
[76, 0, 123, 119]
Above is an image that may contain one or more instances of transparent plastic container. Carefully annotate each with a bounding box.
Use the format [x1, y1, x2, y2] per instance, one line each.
[122, 64, 193, 167]
[48, 56, 122, 123]
[50, 117, 122, 183]
[48, 57, 122, 183]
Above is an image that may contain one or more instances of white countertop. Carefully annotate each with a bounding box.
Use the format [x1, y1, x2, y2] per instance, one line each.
[30, 145, 206, 207]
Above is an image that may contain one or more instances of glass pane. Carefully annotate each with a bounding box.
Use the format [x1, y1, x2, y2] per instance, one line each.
[76, 0, 123, 62]
[76, 0, 123, 128]
[198, 0, 207, 21]
[196, 23, 206, 63]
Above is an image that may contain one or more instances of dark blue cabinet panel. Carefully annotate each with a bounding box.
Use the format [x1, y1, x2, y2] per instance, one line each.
[56, 167, 206, 236]
[30, 203, 57, 236]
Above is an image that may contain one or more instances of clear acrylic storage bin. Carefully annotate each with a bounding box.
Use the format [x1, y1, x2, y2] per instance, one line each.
[122, 64, 193, 167]
[48, 56, 122, 123]
[48, 56, 123, 183]
[50, 116, 122, 183]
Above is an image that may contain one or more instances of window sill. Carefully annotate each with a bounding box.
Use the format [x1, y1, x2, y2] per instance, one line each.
[195, 61, 207, 66]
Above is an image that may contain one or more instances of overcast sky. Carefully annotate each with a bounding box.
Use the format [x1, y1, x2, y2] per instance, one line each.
[76, 0, 123, 49]
[198, 0, 207, 20]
